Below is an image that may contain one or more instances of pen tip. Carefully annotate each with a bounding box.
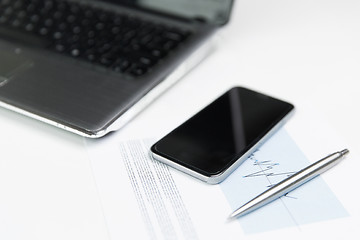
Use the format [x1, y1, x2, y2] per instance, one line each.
[227, 209, 246, 221]
[227, 214, 236, 222]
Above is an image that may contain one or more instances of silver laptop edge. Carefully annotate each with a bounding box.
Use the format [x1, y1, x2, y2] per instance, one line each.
[0, 35, 216, 138]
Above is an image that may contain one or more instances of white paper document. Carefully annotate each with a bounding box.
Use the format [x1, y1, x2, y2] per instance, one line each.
[85, 127, 352, 240]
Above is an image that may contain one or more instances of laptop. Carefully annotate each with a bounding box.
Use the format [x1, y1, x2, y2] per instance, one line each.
[0, 0, 233, 138]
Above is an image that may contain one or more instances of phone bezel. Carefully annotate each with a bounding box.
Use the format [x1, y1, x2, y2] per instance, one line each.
[150, 87, 295, 184]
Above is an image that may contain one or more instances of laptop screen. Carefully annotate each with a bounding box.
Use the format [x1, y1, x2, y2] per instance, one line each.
[101, 0, 233, 25]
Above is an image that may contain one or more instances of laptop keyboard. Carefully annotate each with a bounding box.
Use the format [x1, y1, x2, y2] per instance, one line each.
[0, 0, 192, 77]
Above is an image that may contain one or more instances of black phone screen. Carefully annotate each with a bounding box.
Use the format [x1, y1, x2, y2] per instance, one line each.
[151, 87, 294, 177]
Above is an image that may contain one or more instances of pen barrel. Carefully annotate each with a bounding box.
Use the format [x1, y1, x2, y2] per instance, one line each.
[229, 150, 348, 219]
[287, 151, 345, 187]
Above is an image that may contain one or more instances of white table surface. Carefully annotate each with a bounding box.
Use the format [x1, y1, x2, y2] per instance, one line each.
[1, 1, 359, 239]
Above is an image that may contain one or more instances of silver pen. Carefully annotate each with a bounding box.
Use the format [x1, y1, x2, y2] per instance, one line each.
[228, 149, 349, 220]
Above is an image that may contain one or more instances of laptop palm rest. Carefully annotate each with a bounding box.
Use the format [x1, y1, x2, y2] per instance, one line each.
[0, 51, 33, 86]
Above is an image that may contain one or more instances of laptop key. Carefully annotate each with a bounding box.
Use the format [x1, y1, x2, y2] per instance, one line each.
[0, 0, 193, 78]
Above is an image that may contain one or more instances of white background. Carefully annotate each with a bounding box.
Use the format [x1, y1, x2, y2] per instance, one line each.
[0, 0, 359, 239]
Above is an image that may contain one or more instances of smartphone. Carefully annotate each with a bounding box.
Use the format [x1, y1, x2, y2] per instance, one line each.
[150, 87, 294, 184]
